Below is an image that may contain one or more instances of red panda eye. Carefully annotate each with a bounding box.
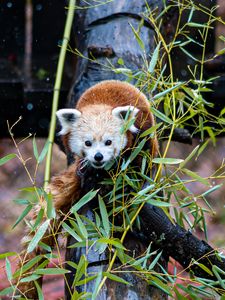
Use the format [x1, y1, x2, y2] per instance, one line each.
[85, 141, 92, 147]
[105, 140, 112, 146]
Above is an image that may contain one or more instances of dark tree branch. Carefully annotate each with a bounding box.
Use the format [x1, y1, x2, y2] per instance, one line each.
[140, 203, 225, 290]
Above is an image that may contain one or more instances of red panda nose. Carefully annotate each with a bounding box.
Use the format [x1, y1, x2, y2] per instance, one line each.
[94, 152, 104, 162]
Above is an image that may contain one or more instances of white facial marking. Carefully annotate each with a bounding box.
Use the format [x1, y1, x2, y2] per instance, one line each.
[68, 105, 129, 168]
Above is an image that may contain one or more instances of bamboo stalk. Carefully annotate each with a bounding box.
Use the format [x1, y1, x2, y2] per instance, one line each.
[44, 0, 76, 188]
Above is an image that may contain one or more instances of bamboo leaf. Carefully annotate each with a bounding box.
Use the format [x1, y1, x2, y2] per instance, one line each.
[0, 252, 16, 259]
[201, 184, 223, 197]
[99, 196, 110, 237]
[121, 138, 146, 171]
[13, 199, 30, 205]
[74, 255, 88, 284]
[6, 258, 12, 281]
[20, 274, 41, 283]
[46, 192, 56, 219]
[152, 82, 183, 100]
[0, 153, 16, 166]
[12, 204, 33, 229]
[97, 238, 126, 250]
[70, 189, 98, 213]
[62, 222, 83, 242]
[187, 22, 210, 28]
[34, 281, 44, 300]
[13, 256, 43, 278]
[152, 158, 184, 164]
[103, 272, 131, 285]
[150, 107, 173, 124]
[75, 213, 88, 239]
[34, 268, 70, 275]
[140, 122, 162, 138]
[0, 286, 14, 296]
[148, 42, 161, 74]
[38, 141, 50, 163]
[33, 137, 39, 161]
[91, 271, 102, 300]
[27, 219, 50, 253]
[148, 251, 162, 270]
[182, 168, 209, 186]
[129, 22, 145, 50]
[146, 199, 171, 207]
[180, 145, 200, 168]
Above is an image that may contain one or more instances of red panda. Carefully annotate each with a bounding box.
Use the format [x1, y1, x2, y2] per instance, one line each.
[16, 80, 158, 298]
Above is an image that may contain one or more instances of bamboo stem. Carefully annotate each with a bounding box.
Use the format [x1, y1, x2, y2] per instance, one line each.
[44, 0, 76, 188]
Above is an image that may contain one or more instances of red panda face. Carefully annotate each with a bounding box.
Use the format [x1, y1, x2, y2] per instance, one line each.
[56, 104, 139, 169]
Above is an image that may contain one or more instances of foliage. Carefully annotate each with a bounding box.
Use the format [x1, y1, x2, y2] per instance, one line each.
[0, 0, 225, 299]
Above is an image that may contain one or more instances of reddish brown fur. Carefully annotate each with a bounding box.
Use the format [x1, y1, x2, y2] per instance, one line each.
[17, 81, 158, 298]
[62, 80, 158, 157]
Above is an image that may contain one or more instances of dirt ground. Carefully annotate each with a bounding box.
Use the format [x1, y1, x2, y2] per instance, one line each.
[0, 137, 224, 298]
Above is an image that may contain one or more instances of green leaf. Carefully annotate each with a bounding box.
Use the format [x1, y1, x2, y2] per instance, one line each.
[180, 145, 200, 168]
[13, 255, 43, 278]
[73, 255, 88, 285]
[33, 137, 39, 161]
[195, 262, 213, 276]
[152, 82, 183, 100]
[103, 272, 131, 285]
[182, 168, 209, 186]
[34, 280, 44, 300]
[187, 22, 210, 28]
[33, 208, 44, 230]
[20, 274, 41, 283]
[91, 271, 102, 300]
[129, 22, 145, 50]
[12, 204, 33, 229]
[34, 268, 70, 275]
[146, 199, 171, 207]
[75, 275, 98, 287]
[0, 286, 14, 296]
[75, 213, 88, 239]
[140, 122, 162, 138]
[121, 138, 146, 171]
[99, 197, 110, 237]
[6, 257, 12, 281]
[180, 47, 199, 62]
[0, 252, 17, 259]
[70, 189, 98, 213]
[117, 58, 124, 65]
[201, 184, 223, 197]
[150, 107, 173, 125]
[62, 222, 83, 242]
[13, 198, 30, 205]
[0, 153, 16, 166]
[46, 192, 56, 219]
[148, 42, 161, 74]
[148, 251, 162, 270]
[38, 141, 50, 163]
[27, 219, 50, 253]
[97, 238, 126, 250]
[149, 275, 172, 296]
[152, 158, 184, 165]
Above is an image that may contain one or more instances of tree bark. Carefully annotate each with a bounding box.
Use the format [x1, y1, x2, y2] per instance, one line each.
[139, 203, 225, 291]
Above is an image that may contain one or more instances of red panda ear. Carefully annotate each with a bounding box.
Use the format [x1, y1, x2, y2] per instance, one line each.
[112, 105, 139, 133]
[56, 108, 81, 135]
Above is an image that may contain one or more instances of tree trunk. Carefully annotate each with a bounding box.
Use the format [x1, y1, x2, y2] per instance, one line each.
[64, 1, 172, 299]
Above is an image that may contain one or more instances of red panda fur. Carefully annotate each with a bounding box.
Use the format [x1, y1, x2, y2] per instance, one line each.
[17, 80, 158, 298]
[61, 80, 158, 156]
